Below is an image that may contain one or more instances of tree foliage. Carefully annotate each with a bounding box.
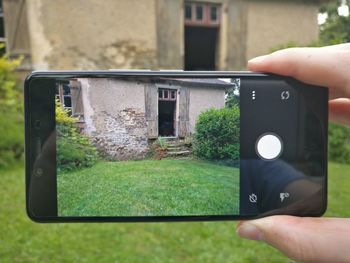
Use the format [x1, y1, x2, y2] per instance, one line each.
[225, 78, 240, 108]
[319, 0, 350, 45]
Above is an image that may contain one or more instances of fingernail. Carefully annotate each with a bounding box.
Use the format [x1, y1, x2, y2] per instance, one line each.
[236, 223, 263, 241]
[248, 55, 268, 64]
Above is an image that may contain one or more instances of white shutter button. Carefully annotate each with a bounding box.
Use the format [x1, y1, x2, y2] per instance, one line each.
[256, 133, 283, 160]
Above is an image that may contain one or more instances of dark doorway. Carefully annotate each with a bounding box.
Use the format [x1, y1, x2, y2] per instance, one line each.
[158, 100, 176, 137]
[184, 26, 218, 70]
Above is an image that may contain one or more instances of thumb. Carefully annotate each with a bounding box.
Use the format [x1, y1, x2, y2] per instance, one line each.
[236, 216, 350, 263]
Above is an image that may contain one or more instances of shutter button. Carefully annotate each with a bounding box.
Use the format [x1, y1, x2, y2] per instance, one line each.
[256, 133, 283, 161]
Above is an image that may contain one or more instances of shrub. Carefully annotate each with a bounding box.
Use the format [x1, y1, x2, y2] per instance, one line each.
[56, 101, 98, 171]
[193, 107, 239, 160]
[0, 51, 23, 168]
[329, 123, 350, 164]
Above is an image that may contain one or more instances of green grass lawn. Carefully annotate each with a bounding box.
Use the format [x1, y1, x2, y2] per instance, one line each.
[58, 159, 239, 216]
[1, 162, 349, 262]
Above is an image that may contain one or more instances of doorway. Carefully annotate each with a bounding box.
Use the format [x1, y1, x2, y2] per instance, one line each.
[158, 88, 177, 137]
[185, 26, 218, 70]
[184, 2, 221, 70]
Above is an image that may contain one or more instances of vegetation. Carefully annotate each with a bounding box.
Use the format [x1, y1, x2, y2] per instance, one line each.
[56, 100, 98, 171]
[193, 107, 239, 161]
[0, 162, 348, 262]
[225, 78, 240, 108]
[0, 50, 23, 168]
[319, 0, 350, 44]
[329, 123, 350, 163]
[58, 159, 239, 216]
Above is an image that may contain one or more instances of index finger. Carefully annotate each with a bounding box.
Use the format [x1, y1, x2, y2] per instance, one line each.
[247, 45, 350, 99]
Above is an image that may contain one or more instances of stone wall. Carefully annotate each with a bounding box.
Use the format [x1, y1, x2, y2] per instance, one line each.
[24, 0, 157, 70]
[92, 108, 148, 160]
[246, 0, 319, 60]
[80, 78, 149, 160]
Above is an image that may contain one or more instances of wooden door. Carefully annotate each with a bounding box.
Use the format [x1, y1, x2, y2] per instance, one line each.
[178, 87, 190, 138]
[145, 84, 158, 139]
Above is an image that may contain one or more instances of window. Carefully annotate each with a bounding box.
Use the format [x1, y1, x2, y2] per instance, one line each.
[56, 82, 72, 115]
[184, 2, 220, 27]
[185, 4, 192, 20]
[158, 88, 177, 101]
[210, 6, 218, 22]
[195, 5, 203, 21]
[171, 90, 176, 99]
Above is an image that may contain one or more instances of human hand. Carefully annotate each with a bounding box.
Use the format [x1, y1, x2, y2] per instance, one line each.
[236, 44, 350, 263]
[247, 43, 350, 126]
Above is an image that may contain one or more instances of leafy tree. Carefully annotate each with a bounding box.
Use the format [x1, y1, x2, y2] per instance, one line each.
[319, 0, 350, 45]
[225, 78, 240, 108]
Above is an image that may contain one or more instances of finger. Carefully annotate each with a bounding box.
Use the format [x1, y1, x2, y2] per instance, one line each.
[237, 216, 350, 263]
[329, 99, 350, 126]
[247, 45, 350, 99]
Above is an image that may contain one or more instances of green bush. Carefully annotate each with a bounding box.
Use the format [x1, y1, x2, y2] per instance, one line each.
[329, 123, 350, 164]
[0, 111, 23, 167]
[0, 51, 23, 168]
[56, 103, 98, 171]
[193, 107, 239, 160]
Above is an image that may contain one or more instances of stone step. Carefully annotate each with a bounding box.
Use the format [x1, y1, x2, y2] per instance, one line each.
[166, 143, 186, 147]
[167, 150, 191, 156]
[166, 146, 183, 150]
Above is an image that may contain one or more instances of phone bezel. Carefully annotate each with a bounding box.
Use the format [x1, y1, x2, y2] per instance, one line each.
[24, 70, 328, 223]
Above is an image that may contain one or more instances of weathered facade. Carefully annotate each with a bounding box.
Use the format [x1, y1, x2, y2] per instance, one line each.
[4, 0, 325, 78]
[59, 78, 232, 160]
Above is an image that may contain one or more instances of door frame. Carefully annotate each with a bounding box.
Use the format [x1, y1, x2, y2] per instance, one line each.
[156, 83, 180, 138]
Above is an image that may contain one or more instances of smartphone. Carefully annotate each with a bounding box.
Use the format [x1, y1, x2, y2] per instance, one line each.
[24, 70, 328, 222]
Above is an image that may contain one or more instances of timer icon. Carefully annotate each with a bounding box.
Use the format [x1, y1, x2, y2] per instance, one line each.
[249, 193, 257, 203]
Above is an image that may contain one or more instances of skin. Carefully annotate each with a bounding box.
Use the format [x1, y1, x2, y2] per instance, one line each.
[236, 44, 350, 263]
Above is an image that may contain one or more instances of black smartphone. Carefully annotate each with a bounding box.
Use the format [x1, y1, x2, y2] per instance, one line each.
[24, 70, 328, 222]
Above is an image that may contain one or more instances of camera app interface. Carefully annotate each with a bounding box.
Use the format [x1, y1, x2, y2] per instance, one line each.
[54, 76, 326, 218]
[56, 77, 241, 217]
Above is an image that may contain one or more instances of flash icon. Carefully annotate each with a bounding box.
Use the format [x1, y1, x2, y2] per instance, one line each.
[280, 192, 290, 202]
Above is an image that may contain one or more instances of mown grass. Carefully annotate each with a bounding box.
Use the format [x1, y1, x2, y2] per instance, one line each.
[0, 162, 349, 262]
[58, 159, 239, 216]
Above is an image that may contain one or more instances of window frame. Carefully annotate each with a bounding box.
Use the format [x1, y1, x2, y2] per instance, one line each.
[184, 2, 221, 27]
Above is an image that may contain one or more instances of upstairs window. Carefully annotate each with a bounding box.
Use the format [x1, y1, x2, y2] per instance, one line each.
[184, 2, 221, 27]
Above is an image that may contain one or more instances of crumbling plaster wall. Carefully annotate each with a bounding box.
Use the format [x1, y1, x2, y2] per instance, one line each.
[26, 0, 158, 70]
[188, 87, 226, 133]
[80, 78, 149, 160]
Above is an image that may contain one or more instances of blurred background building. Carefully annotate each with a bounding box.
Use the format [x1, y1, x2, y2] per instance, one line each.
[3, 0, 325, 78]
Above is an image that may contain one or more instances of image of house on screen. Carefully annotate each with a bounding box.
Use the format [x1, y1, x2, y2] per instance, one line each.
[56, 78, 235, 160]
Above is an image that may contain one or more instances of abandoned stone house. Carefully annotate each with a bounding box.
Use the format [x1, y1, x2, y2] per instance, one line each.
[3, 0, 327, 79]
[56, 77, 234, 159]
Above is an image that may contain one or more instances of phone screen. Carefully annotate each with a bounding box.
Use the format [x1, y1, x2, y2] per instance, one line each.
[56, 77, 241, 217]
[26, 72, 328, 220]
